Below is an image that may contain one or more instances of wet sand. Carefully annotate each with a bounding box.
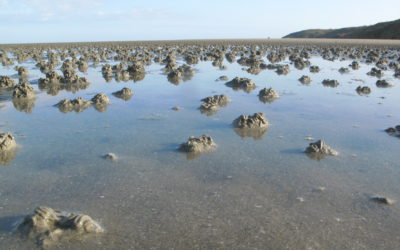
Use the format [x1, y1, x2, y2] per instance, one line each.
[0, 39, 400, 249]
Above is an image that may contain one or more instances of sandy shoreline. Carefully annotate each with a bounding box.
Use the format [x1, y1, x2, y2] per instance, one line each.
[1, 38, 400, 49]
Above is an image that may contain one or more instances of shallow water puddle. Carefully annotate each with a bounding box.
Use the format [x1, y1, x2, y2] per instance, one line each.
[0, 43, 400, 249]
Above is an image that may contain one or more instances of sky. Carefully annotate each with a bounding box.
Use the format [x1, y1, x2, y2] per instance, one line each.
[0, 0, 399, 44]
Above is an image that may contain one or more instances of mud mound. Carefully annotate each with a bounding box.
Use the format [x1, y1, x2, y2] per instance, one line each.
[0, 76, 16, 88]
[0, 132, 17, 165]
[16, 206, 103, 248]
[356, 86, 371, 95]
[233, 112, 268, 129]
[225, 77, 256, 93]
[376, 80, 394, 88]
[299, 75, 311, 84]
[305, 140, 338, 160]
[385, 125, 400, 138]
[179, 135, 216, 159]
[199, 94, 230, 115]
[232, 113, 268, 139]
[13, 82, 35, 99]
[56, 98, 91, 113]
[309, 65, 320, 73]
[112, 87, 133, 101]
[258, 88, 280, 103]
[322, 79, 340, 88]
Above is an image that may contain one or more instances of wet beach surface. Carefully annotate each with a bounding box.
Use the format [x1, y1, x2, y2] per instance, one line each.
[1, 39, 400, 249]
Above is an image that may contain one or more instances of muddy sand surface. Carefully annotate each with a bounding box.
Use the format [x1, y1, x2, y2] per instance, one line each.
[0, 39, 400, 249]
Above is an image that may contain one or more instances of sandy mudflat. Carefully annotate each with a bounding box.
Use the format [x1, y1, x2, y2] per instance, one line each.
[1, 38, 400, 249]
[1, 38, 400, 49]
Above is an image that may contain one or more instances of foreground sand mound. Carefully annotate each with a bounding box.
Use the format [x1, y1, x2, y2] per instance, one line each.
[0, 132, 18, 165]
[16, 206, 103, 248]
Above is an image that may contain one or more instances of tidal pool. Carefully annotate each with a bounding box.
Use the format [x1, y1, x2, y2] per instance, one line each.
[1, 40, 400, 249]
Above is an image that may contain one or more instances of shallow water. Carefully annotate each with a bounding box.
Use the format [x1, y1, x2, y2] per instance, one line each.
[1, 50, 400, 249]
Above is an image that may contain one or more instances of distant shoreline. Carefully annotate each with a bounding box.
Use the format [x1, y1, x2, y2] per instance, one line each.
[1, 38, 400, 48]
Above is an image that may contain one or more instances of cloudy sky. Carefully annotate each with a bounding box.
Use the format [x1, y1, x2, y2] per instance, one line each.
[0, 0, 399, 43]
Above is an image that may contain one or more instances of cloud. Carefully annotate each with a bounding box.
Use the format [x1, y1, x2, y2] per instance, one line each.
[21, 0, 104, 21]
[94, 8, 172, 22]
[0, 0, 171, 24]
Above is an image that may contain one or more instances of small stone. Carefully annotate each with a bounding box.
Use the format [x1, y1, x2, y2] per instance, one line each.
[370, 196, 394, 205]
[314, 186, 326, 192]
[102, 153, 118, 162]
[216, 75, 228, 81]
[172, 106, 182, 111]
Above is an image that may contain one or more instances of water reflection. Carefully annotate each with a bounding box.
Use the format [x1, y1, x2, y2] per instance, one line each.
[12, 98, 35, 113]
[233, 127, 267, 140]
[0, 148, 17, 165]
